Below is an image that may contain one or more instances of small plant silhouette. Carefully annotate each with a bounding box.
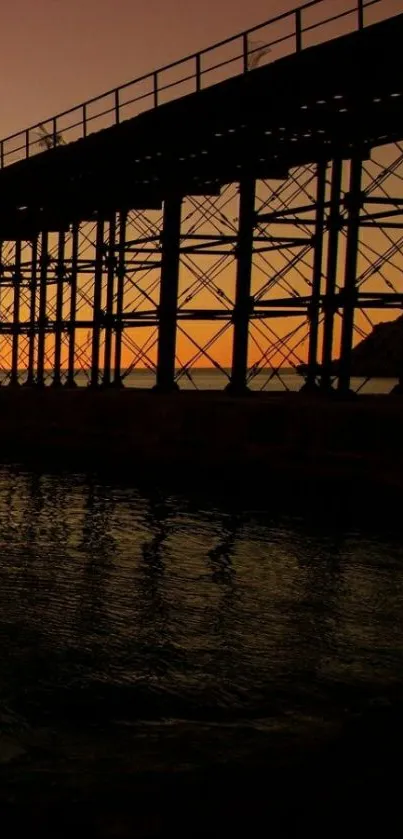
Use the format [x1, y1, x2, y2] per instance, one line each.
[247, 39, 271, 69]
[37, 123, 64, 150]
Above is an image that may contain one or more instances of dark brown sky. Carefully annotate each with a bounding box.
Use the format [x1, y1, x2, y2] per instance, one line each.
[0, 0, 291, 136]
[2, 0, 399, 139]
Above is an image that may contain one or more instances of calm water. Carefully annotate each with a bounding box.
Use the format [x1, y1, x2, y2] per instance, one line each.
[8, 368, 400, 393]
[0, 466, 402, 774]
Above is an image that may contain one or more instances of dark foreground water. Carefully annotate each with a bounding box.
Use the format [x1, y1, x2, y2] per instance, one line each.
[0, 465, 402, 785]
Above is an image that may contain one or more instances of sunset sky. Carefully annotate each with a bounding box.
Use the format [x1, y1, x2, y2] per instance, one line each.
[1, 0, 300, 138]
[1, 0, 399, 139]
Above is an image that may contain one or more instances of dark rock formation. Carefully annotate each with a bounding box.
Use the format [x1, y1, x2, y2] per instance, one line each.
[333, 315, 403, 377]
[298, 315, 403, 378]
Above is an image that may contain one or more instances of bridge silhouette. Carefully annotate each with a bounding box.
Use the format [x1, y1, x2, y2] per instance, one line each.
[0, 0, 401, 392]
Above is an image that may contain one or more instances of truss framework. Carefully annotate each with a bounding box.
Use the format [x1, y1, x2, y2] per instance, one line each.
[0, 142, 402, 393]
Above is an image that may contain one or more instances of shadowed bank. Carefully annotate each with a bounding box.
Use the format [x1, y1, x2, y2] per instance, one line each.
[0, 387, 403, 514]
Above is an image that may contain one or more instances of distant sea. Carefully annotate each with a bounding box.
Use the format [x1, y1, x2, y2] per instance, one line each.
[4, 367, 399, 393]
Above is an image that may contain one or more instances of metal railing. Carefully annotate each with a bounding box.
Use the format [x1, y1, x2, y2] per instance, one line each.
[0, 0, 391, 170]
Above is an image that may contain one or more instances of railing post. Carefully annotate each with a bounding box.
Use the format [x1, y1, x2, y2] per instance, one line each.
[52, 118, 57, 148]
[0, 141, 3, 169]
[83, 103, 87, 138]
[153, 72, 159, 107]
[25, 130, 30, 159]
[195, 53, 201, 92]
[295, 8, 302, 52]
[358, 0, 364, 29]
[243, 33, 249, 72]
[114, 89, 120, 124]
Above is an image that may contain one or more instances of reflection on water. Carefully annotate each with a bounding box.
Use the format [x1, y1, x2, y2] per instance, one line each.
[0, 466, 402, 768]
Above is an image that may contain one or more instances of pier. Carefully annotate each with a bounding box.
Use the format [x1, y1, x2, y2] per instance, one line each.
[0, 0, 401, 394]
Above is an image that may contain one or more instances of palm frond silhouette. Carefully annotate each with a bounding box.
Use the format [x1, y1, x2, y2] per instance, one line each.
[247, 40, 271, 69]
[37, 123, 64, 150]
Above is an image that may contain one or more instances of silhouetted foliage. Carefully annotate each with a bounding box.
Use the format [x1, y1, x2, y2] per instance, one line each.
[37, 123, 64, 150]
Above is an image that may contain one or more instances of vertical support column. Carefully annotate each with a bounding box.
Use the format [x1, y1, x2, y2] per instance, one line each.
[26, 236, 38, 386]
[113, 210, 127, 387]
[10, 239, 22, 386]
[155, 195, 182, 392]
[320, 158, 343, 391]
[66, 222, 79, 387]
[37, 230, 49, 387]
[0, 240, 2, 310]
[227, 175, 256, 394]
[0, 241, 3, 386]
[302, 160, 327, 392]
[90, 217, 105, 388]
[338, 155, 363, 395]
[393, 346, 403, 394]
[53, 231, 65, 386]
[103, 214, 116, 387]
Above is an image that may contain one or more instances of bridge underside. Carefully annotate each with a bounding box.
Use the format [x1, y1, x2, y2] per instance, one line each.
[0, 14, 401, 393]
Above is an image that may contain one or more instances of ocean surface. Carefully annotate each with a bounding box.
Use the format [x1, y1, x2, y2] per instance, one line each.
[0, 466, 401, 778]
[6, 367, 400, 393]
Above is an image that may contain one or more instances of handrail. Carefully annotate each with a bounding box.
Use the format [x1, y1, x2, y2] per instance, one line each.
[0, 0, 389, 169]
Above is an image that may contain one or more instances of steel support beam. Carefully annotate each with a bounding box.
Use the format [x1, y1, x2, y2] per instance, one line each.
[66, 222, 79, 387]
[52, 231, 65, 386]
[10, 239, 21, 386]
[26, 236, 38, 386]
[36, 230, 49, 387]
[320, 158, 343, 391]
[227, 176, 256, 393]
[113, 210, 127, 387]
[0, 241, 5, 384]
[301, 160, 327, 391]
[90, 218, 105, 388]
[338, 156, 363, 394]
[103, 214, 116, 387]
[155, 195, 182, 392]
